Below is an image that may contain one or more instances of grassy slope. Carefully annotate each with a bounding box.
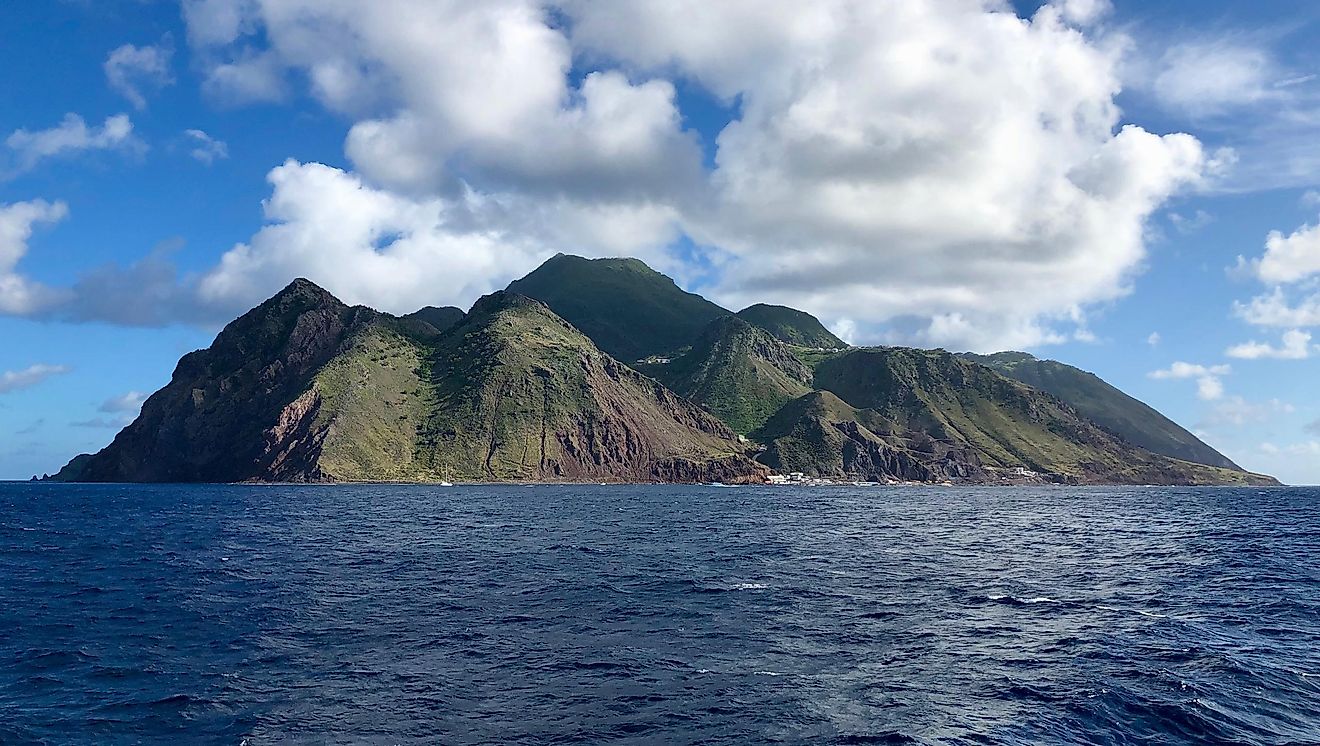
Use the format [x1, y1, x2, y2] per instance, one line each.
[735, 303, 847, 349]
[506, 254, 730, 362]
[750, 390, 898, 476]
[811, 348, 1273, 485]
[415, 292, 753, 481]
[310, 322, 438, 481]
[962, 351, 1241, 470]
[652, 316, 814, 435]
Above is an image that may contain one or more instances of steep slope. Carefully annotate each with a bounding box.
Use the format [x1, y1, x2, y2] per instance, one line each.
[57, 282, 765, 484]
[70, 279, 386, 482]
[811, 348, 1276, 485]
[752, 391, 985, 482]
[415, 292, 766, 482]
[962, 351, 1241, 470]
[506, 254, 730, 361]
[647, 316, 813, 435]
[736, 304, 847, 349]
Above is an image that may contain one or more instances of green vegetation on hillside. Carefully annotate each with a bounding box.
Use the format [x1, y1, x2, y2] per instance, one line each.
[47, 256, 1279, 487]
[736, 303, 847, 349]
[416, 291, 764, 482]
[809, 347, 1274, 485]
[654, 316, 813, 435]
[506, 254, 729, 361]
[962, 351, 1241, 470]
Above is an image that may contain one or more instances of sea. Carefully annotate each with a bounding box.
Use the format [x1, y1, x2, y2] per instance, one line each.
[1, 483, 1317, 745]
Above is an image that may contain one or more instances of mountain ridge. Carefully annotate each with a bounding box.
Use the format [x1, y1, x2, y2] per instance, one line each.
[48, 256, 1278, 486]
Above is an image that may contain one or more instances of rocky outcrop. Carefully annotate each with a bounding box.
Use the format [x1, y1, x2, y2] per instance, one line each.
[71, 279, 373, 482]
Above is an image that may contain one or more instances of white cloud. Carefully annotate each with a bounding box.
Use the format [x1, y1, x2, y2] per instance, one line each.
[1252, 217, 1320, 285]
[1145, 41, 1279, 116]
[104, 42, 173, 109]
[0, 364, 70, 394]
[0, 200, 70, 315]
[196, 160, 558, 316]
[100, 391, 147, 413]
[1168, 209, 1213, 234]
[1147, 331, 1161, 346]
[185, 129, 228, 164]
[1233, 287, 1320, 328]
[1148, 361, 1231, 401]
[168, 0, 1209, 351]
[1303, 191, 1320, 208]
[201, 49, 288, 105]
[1200, 396, 1294, 428]
[1229, 214, 1320, 342]
[1226, 329, 1313, 360]
[1055, 0, 1111, 26]
[564, 0, 1207, 350]
[5, 113, 139, 175]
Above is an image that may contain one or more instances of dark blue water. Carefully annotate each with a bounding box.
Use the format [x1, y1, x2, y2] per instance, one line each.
[2, 484, 1318, 745]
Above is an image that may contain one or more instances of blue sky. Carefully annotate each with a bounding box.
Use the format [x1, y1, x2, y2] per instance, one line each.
[1, 0, 1319, 483]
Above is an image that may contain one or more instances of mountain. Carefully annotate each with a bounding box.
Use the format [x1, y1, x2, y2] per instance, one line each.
[506, 254, 729, 361]
[48, 255, 1278, 486]
[752, 390, 986, 482]
[805, 347, 1275, 485]
[55, 280, 765, 484]
[647, 315, 814, 435]
[735, 304, 847, 349]
[961, 351, 1240, 470]
[410, 291, 764, 482]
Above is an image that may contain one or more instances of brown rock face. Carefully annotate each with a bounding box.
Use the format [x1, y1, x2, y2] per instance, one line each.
[74, 280, 372, 482]
[64, 284, 765, 484]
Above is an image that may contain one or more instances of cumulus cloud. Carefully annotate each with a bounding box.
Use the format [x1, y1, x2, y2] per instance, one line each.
[0, 364, 70, 394]
[197, 160, 558, 316]
[185, 129, 228, 164]
[1226, 329, 1313, 360]
[1146, 331, 1161, 346]
[161, 0, 1210, 350]
[5, 113, 139, 175]
[104, 42, 174, 109]
[100, 391, 147, 413]
[1233, 287, 1320, 328]
[563, 0, 1207, 350]
[1148, 361, 1230, 401]
[0, 199, 70, 315]
[1250, 217, 1320, 285]
[1199, 396, 1294, 429]
[1229, 213, 1320, 347]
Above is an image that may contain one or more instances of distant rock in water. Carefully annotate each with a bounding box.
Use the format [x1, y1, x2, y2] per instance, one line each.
[47, 255, 1279, 486]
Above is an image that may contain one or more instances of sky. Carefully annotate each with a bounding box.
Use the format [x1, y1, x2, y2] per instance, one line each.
[1, 0, 1319, 483]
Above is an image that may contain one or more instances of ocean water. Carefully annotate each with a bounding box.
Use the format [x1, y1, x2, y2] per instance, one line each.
[1, 484, 1318, 745]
